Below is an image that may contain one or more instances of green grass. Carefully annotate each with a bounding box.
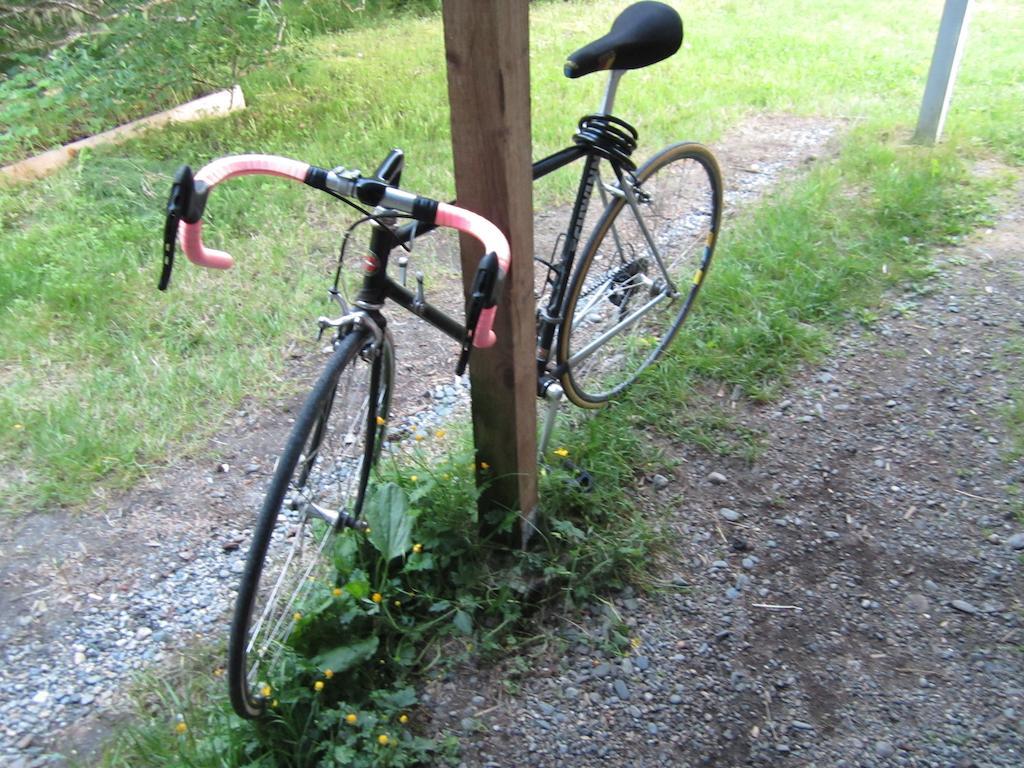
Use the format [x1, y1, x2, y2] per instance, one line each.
[1, 0, 1022, 515]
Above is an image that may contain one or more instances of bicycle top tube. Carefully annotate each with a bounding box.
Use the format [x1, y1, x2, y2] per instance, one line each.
[168, 153, 510, 350]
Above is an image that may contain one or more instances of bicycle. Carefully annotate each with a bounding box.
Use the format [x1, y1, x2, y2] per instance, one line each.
[159, 0, 721, 721]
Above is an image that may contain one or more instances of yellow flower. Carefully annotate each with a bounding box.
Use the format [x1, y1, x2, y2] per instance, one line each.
[553, 447, 569, 458]
[324, 668, 334, 679]
[345, 713, 358, 725]
[414, 434, 424, 442]
[13, 424, 24, 431]
[271, 699, 278, 708]
[332, 586, 343, 597]
[480, 461, 490, 470]
[393, 600, 401, 607]
[399, 714, 409, 725]
[376, 416, 386, 426]
[372, 592, 383, 603]
[412, 543, 423, 554]
[630, 636, 642, 650]
[435, 429, 446, 439]
[410, 475, 418, 482]
[378, 734, 390, 746]
[260, 684, 272, 698]
[314, 680, 324, 692]
[293, 611, 302, 621]
[175, 721, 188, 735]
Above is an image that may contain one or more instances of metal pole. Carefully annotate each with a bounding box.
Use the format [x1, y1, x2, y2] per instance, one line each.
[913, 0, 973, 145]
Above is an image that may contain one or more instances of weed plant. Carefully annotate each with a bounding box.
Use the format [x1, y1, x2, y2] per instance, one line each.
[101, 428, 651, 767]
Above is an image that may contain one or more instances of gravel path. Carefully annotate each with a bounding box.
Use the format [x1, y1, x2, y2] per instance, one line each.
[428, 180, 1024, 766]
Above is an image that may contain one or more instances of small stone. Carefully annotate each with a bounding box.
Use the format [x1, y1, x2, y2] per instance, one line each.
[593, 662, 612, 678]
[741, 557, 756, 570]
[244, 463, 260, 474]
[32, 690, 48, 704]
[719, 508, 740, 522]
[17, 734, 34, 749]
[905, 594, 929, 613]
[613, 679, 630, 700]
[789, 721, 814, 732]
[725, 587, 741, 600]
[950, 599, 979, 616]
[875, 740, 895, 758]
[1007, 533, 1024, 550]
[708, 472, 728, 485]
[650, 474, 670, 490]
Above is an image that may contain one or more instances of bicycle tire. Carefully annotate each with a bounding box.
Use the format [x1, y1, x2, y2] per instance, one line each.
[228, 328, 393, 719]
[558, 142, 722, 407]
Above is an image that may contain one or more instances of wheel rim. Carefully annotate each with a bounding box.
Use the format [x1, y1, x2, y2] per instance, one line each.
[236, 340, 389, 714]
[562, 148, 719, 405]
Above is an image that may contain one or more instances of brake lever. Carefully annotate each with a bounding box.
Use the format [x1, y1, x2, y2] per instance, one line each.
[159, 165, 194, 291]
[455, 251, 501, 376]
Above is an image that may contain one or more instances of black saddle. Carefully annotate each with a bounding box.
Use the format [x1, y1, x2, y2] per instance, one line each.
[564, 1, 683, 79]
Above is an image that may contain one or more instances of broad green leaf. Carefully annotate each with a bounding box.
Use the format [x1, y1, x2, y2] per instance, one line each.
[402, 551, 435, 573]
[364, 482, 414, 560]
[331, 532, 360, 572]
[313, 636, 379, 674]
[453, 609, 473, 636]
[345, 578, 369, 600]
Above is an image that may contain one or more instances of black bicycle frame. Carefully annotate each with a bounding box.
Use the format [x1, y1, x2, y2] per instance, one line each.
[347, 131, 631, 386]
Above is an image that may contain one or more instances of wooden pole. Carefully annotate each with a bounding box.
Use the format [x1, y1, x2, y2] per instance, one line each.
[441, 0, 538, 530]
[913, 0, 972, 145]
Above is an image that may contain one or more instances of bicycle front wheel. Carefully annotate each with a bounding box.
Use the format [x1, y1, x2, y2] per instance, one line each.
[558, 143, 722, 407]
[228, 328, 393, 719]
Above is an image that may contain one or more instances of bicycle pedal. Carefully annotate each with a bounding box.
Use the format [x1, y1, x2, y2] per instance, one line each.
[560, 459, 594, 493]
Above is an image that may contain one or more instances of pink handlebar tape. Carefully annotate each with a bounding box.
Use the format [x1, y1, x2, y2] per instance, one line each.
[435, 202, 510, 349]
[178, 155, 310, 269]
[175, 156, 511, 351]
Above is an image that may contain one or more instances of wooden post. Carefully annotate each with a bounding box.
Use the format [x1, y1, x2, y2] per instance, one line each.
[913, 0, 972, 145]
[442, 0, 538, 529]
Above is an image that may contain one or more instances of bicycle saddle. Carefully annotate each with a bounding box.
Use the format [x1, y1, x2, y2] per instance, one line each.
[564, 1, 683, 79]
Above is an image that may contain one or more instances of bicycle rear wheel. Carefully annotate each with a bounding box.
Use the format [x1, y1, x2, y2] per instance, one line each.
[228, 328, 393, 719]
[558, 142, 722, 407]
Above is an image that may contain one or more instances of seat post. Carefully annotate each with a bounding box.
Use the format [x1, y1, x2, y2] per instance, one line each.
[598, 69, 625, 115]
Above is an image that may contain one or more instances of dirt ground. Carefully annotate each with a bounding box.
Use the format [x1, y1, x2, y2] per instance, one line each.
[1, 113, 1021, 766]
[427, 175, 1024, 766]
